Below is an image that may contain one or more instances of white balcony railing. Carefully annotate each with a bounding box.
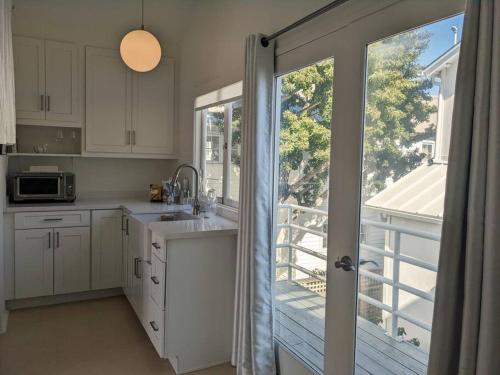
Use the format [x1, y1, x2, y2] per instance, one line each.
[276, 203, 441, 341]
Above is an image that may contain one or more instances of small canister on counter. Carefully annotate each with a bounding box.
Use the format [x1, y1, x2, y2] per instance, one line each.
[149, 184, 163, 202]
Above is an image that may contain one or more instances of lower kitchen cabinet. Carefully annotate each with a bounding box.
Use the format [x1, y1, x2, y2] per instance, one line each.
[14, 211, 92, 299]
[54, 227, 90, 295]
[124, 214, 144, 320]
[91, 210, 123, 290]
[14, 228, 54, 299]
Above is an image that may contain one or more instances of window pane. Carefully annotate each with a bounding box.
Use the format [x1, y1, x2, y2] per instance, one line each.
[204, 105, 225, 197]
[274, 58, 333, 374]
[356, 14, 463, 374]
[229, 100, 242, 202]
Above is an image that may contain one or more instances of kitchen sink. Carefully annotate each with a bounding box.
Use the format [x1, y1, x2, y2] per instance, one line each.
[132, 211, 202, 225]
[158, 212, 201, 221]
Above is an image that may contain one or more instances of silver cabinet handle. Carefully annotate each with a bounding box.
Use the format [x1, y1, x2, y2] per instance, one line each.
[40, 94, 45, 111]
[149, 321, 159, 332]
[131, 130, 136, 145]
[126, 219, 129, 235]
[133, 258, 138, 277]
[152, 242, 161, 249]
[43, 218, 63, 222]
[47, 95, 51, 111]
[48, 231, 51, 249]
[126, 130, 131, 145]
[137, 259, 142, 279]
[56, 231, 60, 248]
[151, 276, 159, 285]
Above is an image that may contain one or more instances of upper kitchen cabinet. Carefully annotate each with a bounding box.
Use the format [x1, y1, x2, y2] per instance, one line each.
[13, 36, 81, 127]
[85, 46, 175, 158]
[85, 47, 131, 153]
[132, 57, 174, 155]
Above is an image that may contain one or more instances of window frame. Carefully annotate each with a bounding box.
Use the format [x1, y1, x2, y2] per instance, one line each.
[194, 82, 242, 209]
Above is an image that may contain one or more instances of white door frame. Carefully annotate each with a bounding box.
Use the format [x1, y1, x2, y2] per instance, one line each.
[273, 0, 465, 373]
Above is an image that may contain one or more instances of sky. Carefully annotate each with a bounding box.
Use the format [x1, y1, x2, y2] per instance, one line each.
[418, 13, 464, 66]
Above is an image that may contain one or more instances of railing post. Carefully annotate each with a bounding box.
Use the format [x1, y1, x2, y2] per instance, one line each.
[287, 206, 293, 281]
[391, 231, 400, 339]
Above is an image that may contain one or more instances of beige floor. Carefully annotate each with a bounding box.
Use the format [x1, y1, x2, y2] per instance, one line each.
[0, 296, 236, 375]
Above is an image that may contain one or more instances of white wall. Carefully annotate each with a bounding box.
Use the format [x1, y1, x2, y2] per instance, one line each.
[10, 0, 195, 193]
[177, 0, 332, 163]
[7, 156, 174, 196]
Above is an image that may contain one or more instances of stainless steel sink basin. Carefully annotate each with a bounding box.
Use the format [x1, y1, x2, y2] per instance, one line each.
[159, 212, 201, 221]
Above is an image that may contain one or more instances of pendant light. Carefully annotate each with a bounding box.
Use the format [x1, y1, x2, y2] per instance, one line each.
[120, 0, 162, 72]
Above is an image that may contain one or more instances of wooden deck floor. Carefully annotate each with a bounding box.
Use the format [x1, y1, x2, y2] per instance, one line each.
[275, 281, 429, 374]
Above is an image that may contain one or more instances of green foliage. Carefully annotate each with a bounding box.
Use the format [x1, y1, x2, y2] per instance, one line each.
[277, 30, 437, 206]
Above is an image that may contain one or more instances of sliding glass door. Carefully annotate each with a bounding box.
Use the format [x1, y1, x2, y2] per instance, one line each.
[272, 1, 465, 374]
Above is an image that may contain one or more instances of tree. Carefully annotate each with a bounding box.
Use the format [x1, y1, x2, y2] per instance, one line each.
[277, 29, 436, 207]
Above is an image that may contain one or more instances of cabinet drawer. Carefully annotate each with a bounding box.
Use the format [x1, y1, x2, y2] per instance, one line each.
[15, 211, 90, 229]
[145, 296, 165, 357]
[151, 232, 166, 261]
[150, 254, 165, 309]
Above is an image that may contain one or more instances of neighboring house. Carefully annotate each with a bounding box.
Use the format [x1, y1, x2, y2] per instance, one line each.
[364, 42, 460, 351]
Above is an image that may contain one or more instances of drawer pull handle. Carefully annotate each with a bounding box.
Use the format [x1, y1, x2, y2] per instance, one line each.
[152, 242, 161, 249]
[151, 276, 160, 285]
[149, 321, 159, 332]
[44, 218, 63, 222]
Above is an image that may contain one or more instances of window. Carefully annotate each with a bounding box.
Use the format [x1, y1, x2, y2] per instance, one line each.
[273, 58, 334, 374]
[195, 83, 242, 207]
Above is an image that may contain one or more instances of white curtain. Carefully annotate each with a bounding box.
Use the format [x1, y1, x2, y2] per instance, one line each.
[0, 0, 15, 145]
[428, 0, 500, 373]
[232, 34, 276, 375]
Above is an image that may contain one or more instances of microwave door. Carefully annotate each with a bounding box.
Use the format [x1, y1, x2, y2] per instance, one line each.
[16, 176, 62, 199]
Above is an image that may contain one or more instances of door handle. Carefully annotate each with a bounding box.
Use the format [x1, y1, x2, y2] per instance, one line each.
[48, 231, 51, 249]
[46, 95, 51, 111]
[134, 258, 138, 277]
[56, 231, 60, 248]
[334, 256, 356, 272]
[40, 94, 45, 111]
[149, 321, 159, 332]
[151, 276, 160, 285]
[126, 219, 129, 236]
[43, 218, 63, 222]
[131, 130, 136, 145]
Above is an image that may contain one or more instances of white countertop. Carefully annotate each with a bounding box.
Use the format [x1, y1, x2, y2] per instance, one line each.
[148, 215, 238, 240]
[4, 197, 192, 214]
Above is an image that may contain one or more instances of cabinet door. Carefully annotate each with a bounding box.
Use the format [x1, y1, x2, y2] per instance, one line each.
[54, 227, 90, 294]
[128, 217, 143, 318]
[45, 40, 79, 123]
[91, 210, 123, 290]
[122, 215, 129, 291]
[14, 229, 53, 298]
[13, 36, 45, 120]
[85, 46, 131, 153]
[131, 57, 174, 155]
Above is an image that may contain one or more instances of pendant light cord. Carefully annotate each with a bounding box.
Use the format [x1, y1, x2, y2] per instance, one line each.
[141, 0, 145, 30]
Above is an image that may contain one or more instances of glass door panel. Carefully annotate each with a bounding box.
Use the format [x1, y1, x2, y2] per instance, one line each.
[274, 58, 334, 374]
[355, 14, 463, 374]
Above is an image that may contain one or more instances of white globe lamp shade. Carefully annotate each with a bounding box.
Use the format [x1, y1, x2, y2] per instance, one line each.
[120, 29, 162, 72]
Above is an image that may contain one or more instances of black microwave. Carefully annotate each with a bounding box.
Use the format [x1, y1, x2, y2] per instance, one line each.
[11, 172, 76, 202]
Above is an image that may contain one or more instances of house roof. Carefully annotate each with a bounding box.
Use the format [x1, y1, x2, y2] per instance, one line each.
[422, 42, 461, 77]
[365, 162, 447, 219]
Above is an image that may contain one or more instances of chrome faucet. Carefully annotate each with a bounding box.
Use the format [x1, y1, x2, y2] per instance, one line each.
[171, 163, 201, 215]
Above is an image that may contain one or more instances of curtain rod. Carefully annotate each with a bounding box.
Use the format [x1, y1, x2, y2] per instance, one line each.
[261, 0, 351, 47]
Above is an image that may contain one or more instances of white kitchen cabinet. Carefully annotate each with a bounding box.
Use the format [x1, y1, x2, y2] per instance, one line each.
[132, 57, 174, 155]
[14, 211, 90, 299]
[91, 210, 123, 290]
[13, 36, 45, 121]
[85, 46, 175, 158]
[85, 47, 131, 153]
[13, 36, 80, 126]
[124, 215, 143, 319]
[53, 227, 90, 295]
[14, 228, 53, 299]
[45, 40, 79, 123]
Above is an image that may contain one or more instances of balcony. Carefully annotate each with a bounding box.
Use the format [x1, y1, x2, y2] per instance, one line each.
[275, 204, 440, 374]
